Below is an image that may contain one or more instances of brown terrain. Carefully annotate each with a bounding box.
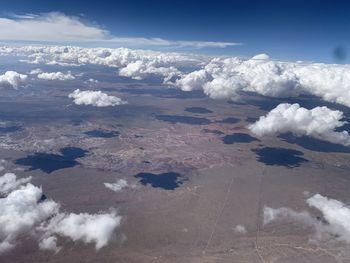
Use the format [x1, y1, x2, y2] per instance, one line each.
[1, 81, 350, 262]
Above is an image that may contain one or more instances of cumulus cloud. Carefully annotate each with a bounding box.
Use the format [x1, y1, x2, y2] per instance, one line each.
[37, 71, 75, 80]
[249, 103, 350, 146]
[118, 60, 181, 82]
[233, 224, 247, 234]
[0, 173, 32, 195]
[175, 55, 302, 99]
[307, 194, 350, 243]
[0, 71, 28, 89]
[0, 178, 59, 253]
[41, 210, 121, 250]
[1, 45, 203, 83]
[0, 12, 237, 48]
[264, 194, 350, 244]
[104, 179, 137, 192]
[175, 69, 209, 91]
[3, 45, 350, 108]
[0, 160, 8, 173]
[68, 89, 128, 107]
[0, 173, 121, 254]
[87, 78, 98, 83]
[263, 206, 313, 227]
[29, 68, 43, 75]
[38, 236, 61, 253]
[174, 54, 350, 108]
[14, 46, 204, 83]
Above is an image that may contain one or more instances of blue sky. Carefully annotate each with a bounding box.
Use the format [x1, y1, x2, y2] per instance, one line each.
[1, 0, 350, 62]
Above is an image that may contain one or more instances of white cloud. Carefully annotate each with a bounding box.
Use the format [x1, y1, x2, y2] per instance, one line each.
[0, 160, 8, 172]
[175, 69, 208, 91]
[41, 210, 121, 250]
[108, 37, 239, 49]
[0, 179, 60, 253]
[263, 206, 313, 227]
[3, 45, 350, 108]
[29, 68, 43, 75]
[0, 71, 28, 89]
[118, 60, 181, 82]
[295, 63, 350, 107]
[175, 55, 302, 99]
[88, 78, 98, 83]
[307, 194, 350, 243]
[38, 236, 61, 253]
[0, 12, 238, 48]
[251, 53, 270, 60]
[0, 173, 32, 195]
[249, 103, 350, 146]
[233, 224, 247, 234]
[174, 54, 350, 108]
[0, 240, 14, 254]
[264, 194, 350, 244]
[104, 179, 137, 192]
[0, 12, 106, 42]
[3, 45, 202, 83]
[203, 74, 247, 99]
[0, 173, 121, 254]
[37, 71, 75, 80]
[68, 89, 128, 107]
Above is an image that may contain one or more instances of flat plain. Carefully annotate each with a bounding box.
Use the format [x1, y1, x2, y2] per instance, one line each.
[1, 67, 350, 262]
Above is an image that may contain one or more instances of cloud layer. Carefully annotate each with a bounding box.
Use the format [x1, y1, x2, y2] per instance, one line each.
[37, 71, 75, 80]
[68, 89, 128, 107]
[40, 209, 121, 251]
[0, 174, 60, 253]
[2, 45, 350, 108]
[0, 13, 106, 42]
[249, 103, 350, 146]
[0, 173, 32, 195]
[104, 179, 137, 192]
[0, 12, 236, 48]
[1, 45, 203, 84]
[0, 173, 121, 254]
[174, 54, 350, 107]
[0, 71, 28, 89]
[264, 194, 350, 244]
